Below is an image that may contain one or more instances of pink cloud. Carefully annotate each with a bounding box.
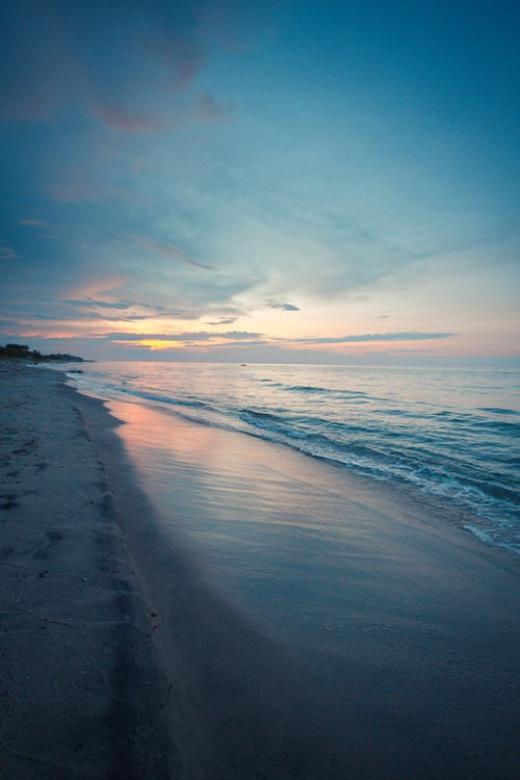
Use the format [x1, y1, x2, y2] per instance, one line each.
[65, 277, 128, 299]
[1, 4, 222, 132]
[91, 103, 164, 133]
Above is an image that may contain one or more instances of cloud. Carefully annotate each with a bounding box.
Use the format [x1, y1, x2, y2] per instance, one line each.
[92, 94, 230, 133]
[67, 276, 127, 299]
[118, 312, 182, 322]
[138, 238, 215, 270]
[144, 24, 205, 88]
[0, 243, 18, 261]
[2, 309, 185, 327]
[0, 1, 240, 131]
[209, 339, 268, 349]
[206, 317, 238, 325]
[267, 300, 300, 311]
[91, 104, 163, 133]
[194, 92, 232, 123]
[61, 297, 184, 320]
[107, 330, 262, 342]
[84, 328, 455, 349]
[64, 298, 134, 310]
[293, 332, 455, 345]
[19, 218, 50, 229]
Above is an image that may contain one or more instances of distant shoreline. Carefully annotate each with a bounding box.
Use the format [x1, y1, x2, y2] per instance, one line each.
[0, 342, 86, 363]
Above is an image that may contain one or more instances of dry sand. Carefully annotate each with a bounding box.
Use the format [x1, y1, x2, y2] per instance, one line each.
[0, 364, 172, 779]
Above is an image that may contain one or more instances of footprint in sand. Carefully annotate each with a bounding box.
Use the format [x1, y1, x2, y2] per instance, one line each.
[31, 530, 64, 559]
[0, 494, 20, 511]
[12, 438, 39, 456]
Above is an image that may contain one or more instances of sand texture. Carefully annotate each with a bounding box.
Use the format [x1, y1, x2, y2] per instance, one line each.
[0, 364, 172, 779]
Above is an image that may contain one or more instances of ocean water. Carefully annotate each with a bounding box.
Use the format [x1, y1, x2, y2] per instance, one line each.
[64, 361, 520, 553]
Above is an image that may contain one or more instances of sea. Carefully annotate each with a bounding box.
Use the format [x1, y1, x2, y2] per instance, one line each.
[62, 361, 520, 554]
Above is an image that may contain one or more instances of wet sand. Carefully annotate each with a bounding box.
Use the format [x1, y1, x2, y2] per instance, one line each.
[94, 396, 520, 779]
[1, 363, 520, 778]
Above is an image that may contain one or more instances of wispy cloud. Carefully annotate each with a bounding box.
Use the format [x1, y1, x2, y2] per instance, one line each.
[206, 317, 238, 325]
[194, 92, 232, 123]
[62, 297, 184, 320]
[144, 25, 205, 88]
[267, 300, 300, 311]
[64, 298, 135, 310]
[293, 332, 455, 345]
[0, 243, 18, 261]
[108, 330, 262, 342]
[91, 104, 163, 133]
[138, 238, 215, 270]
[65, 278, 128, 299]
[19, 218, 50, 229]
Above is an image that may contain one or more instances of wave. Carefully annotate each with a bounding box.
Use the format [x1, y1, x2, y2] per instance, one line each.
[69, 367, 520, 553]
[286, 384, 330, 393]
[257, 378, 369, 398]
[229, 408, 520, 519]
[116, 385, 214, 411]
[478, 407, 519, 416]
[283, 383, 369, 397]
[472, 418, 520, 434]
[429, 409, 520, 435]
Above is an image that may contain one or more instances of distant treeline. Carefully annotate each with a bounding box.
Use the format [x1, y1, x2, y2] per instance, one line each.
[0, 343, 84, 362]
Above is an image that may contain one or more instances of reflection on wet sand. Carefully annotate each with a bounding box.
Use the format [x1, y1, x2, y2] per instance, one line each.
[105, 399, 520, 779]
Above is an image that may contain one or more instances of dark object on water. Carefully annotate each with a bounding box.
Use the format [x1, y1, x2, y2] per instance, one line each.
[240, 363, 247, 366]
[68, 369, 84, 374]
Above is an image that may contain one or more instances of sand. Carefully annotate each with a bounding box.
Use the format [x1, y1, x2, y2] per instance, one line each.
[0, 364, 172, 778]
[1, 362, 519, 779]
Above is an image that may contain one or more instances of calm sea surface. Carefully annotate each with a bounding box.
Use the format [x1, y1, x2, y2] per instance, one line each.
[65, 362, 520, 553]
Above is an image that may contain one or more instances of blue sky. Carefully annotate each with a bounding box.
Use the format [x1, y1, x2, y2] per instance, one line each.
[1, 0, 519, 364]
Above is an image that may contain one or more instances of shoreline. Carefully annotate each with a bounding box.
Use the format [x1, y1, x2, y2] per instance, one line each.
[78, 373, 519, 570]
[2, 363, 520, 778]
[66, 360, 520, 558]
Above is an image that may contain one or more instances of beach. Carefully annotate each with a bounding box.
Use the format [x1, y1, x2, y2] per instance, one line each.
[0, 365, 171, 778]
[1, 362, 519, 779]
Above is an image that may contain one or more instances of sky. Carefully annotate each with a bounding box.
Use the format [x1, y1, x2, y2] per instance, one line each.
[1, 0, 519, 365]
